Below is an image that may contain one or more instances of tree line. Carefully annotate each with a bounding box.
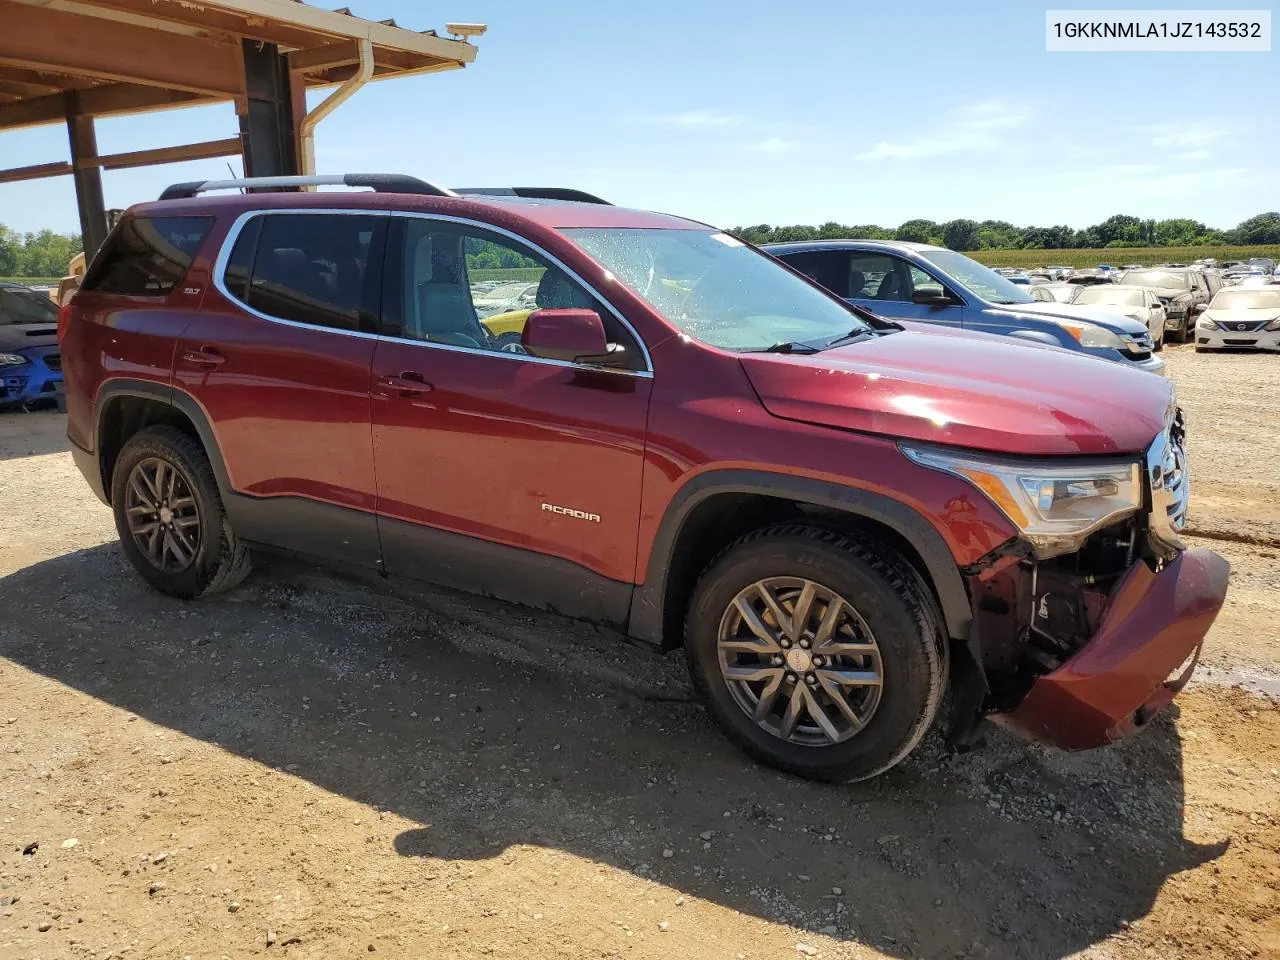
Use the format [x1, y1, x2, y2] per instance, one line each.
[729, 211, 1280, 251]
[0, 225, 82, 278]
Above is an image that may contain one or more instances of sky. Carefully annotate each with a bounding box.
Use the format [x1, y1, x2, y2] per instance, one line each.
[0, 0, 1275, 236]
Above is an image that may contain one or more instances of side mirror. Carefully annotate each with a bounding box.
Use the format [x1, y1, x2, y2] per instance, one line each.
[910, 288, 954, 307]
[1193, 302, 1208, 314]
[522, 308, 610, 363]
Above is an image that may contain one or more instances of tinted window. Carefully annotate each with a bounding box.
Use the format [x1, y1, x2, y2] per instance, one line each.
[222, 216, 262, 301]
[395, 219, 644, 368]
[81, 216, 212, 296]
[847, 253, 908, 301]
[777, 250, 852, 297]
[0, 285, 58, 326]
[237, 214, 383, 331]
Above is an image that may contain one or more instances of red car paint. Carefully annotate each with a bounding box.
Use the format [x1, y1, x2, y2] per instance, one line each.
[61, 187, 1228, 754]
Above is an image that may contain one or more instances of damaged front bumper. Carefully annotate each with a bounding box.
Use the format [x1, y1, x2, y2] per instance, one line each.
[996, 547, 1229, 749]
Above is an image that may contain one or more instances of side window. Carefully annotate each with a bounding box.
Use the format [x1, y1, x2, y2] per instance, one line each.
[81, 216, 213, 297]
[907, 264, 946, 297]
[229, 214, 384, 331]
[392, 218, 644, 368]
[847, 254, 911, 302]
[777, 250, 851, 297]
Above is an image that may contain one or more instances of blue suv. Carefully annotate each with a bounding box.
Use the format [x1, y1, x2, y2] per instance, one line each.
[764, 240, 1164, 375]
[0, 282, 63, 408]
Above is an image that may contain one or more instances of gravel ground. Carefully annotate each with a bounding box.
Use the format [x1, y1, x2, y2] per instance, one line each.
[1, 344, 1278, 960]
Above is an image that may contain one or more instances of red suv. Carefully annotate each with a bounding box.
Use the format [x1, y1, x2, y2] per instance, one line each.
[60, 175, 1228, 782]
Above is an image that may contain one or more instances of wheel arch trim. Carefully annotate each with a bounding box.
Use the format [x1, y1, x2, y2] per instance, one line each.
[628, 469, 972, 645]
[93, 378, 234, 500]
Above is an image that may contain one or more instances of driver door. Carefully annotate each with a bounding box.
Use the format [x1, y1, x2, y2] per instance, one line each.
[846, 253, 964, 329]
[369, 216, 653, 624]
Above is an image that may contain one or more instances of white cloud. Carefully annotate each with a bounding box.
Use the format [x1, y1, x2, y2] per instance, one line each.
[855, 98, 1028, 161]
[650, 110, 743, 128]
[751, 136, 796, 153]
[1142, 121, 1233, 152]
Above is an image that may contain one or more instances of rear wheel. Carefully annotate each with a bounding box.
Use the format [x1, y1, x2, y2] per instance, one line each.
[111, 425, 251, 599]
[685, 525, 947, 782]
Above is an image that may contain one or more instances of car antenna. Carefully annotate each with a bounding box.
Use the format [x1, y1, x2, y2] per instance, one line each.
[225, 162, 244, 193]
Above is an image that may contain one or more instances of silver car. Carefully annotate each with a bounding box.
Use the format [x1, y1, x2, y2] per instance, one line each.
[1071, 284, 1168, 350]
[1195, 287, 1280, 352]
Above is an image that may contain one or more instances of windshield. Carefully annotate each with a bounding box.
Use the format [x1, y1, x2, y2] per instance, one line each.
[1074, 287, 1146, 307]
[1120, 270, 1189, 290]
[563, 228, 871, 351]
[917, 249, 1034, 304]
[1210, 289, 1280, 310]
[0, 287, 58, 326]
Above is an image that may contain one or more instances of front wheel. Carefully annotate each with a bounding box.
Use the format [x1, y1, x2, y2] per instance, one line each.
[111, 425, 251, 599]
[685, 525, 947, 782]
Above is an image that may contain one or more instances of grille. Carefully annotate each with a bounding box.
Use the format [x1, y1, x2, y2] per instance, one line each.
[1146, 409, 1189, 547]
[1218, 320, 1267, 333]
[44, 354, 61, 371]
[1224, 338, 1257, 346]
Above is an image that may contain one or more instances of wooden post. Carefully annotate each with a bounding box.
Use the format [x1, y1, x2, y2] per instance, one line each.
[65, 90, 107, 260]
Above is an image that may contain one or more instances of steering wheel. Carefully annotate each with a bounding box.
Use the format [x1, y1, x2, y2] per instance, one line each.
[429, 331, 485, 350]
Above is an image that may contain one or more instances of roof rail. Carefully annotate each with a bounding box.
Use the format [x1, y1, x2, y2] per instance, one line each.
[158, 174, 456, 201]
[453, 187, 611, 205]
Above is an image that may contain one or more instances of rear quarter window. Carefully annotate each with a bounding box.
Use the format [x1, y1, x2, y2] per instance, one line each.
[80, 216, 213, 297]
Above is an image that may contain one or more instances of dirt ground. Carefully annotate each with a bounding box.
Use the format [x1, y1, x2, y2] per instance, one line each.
[1, 343, 1278, 960]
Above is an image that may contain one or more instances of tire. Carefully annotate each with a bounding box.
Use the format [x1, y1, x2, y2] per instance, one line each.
[110, 425, 251, 599]
[1154, 330, 1164, 352]
[684, 524, 947, 782]
[495, 331, 524, 349]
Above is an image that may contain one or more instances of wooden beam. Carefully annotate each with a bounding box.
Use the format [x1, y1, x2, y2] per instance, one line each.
[0, 160, 73, 185]
[288, 39, 420, 74]
[0, 83, 211, 130]
[0, 0, 245, 97]
[61, 0, 479, 63]
[0, 67, 98, 92]
[96, 137, 243, 171]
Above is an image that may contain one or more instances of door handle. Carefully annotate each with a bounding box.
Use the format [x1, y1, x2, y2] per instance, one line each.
[376, 372, 433, 397]
[182, 347, 225, 367]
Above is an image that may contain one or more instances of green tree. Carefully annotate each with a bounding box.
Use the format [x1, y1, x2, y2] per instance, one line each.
[1233, 212, 1280, 245]
[1091, 214, 1143, 247]
[0, 225, 21, 276]
[941, 219, 980, 251]
[895, 219, 939, 244]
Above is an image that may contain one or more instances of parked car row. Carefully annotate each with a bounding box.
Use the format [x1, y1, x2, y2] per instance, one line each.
[55, 174, 1227, 786]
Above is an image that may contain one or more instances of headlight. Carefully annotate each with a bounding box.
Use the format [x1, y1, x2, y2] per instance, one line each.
[1266, 316, 1280, 332]
[1043, 318, 1128, 350]
[1197, 314, 1218, 329]
[902, 445, 1142, 559]
[0, 353, 28, 367]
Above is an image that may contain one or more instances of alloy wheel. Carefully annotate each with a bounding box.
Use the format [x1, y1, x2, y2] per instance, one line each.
[716, 577, 884, 746]
[124, 457, 201, 573]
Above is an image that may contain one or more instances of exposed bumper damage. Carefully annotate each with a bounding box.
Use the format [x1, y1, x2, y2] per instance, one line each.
[998, 548, 1229, 749]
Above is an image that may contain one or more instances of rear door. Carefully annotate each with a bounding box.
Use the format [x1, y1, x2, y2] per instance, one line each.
[369, 215, 653, 624]
[173, 210, 387, 566]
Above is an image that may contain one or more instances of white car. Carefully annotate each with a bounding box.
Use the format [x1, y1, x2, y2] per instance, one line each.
[1070, 283, 1168, 350]
[1195, 287, 1280, 352]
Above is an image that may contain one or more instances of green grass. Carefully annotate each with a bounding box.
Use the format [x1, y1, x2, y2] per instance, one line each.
[970, 245, 1280, 269]
[1, 277, 61, 286]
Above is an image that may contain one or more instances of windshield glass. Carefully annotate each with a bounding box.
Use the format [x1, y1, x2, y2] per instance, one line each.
[0, 286, 58, 326]
[917, 249, 1034, 304]
[563, 228, 870, 351]
[1121, 270, 1189, 290]
[1074, 287, 1146, 307]
[1211, 289, 1280, 310]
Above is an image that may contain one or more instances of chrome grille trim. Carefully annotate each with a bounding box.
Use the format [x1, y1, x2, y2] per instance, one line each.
[1146, 406, 1190, 550]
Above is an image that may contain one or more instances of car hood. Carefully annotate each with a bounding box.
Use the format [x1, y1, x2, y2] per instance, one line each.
[739, 325, 1171, 456]
[0, 322, 58, 352]
[1135, 285, 1192, 299]
[990, 301, 1150, 336]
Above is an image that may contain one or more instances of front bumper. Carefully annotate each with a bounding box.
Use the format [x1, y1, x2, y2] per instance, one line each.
[998, 548, 1229, 750]
[1125, 352, 1166, 376]
[1196, 328, 1280, 351]
[1163, 311, 1187, 331]
[0, 353, 63, 405]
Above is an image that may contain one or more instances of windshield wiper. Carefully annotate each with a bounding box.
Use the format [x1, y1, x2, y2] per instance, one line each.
[747, 340, 820, 354]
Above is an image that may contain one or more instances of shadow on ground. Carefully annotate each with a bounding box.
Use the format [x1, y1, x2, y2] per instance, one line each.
[0, 543, 1226, 959]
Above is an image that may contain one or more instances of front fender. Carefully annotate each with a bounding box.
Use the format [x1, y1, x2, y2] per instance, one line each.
[628, 469, 973, 646]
